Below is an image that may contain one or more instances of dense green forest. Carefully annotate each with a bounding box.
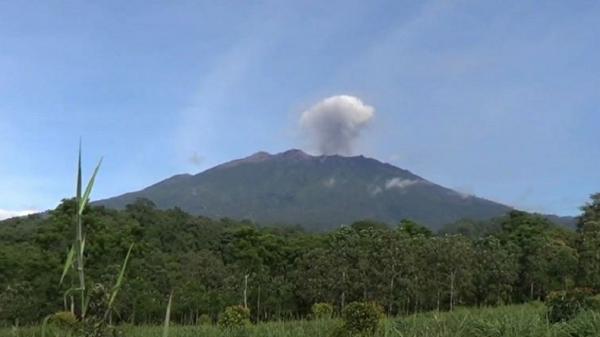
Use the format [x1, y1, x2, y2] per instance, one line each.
[1, 194, 599, 326]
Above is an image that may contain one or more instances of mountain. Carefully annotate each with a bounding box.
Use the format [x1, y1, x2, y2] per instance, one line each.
[95, 149, 525, 231]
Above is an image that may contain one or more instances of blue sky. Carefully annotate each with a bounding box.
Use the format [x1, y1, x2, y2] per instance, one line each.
[1, 0, 598, 218]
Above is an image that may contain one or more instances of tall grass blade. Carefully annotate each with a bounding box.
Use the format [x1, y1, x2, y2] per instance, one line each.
[106, 244, 134, 314]
[76, 142, 82, 203]
[41, 315, 51, 337]
[75, 144, 86, 318]
[78, 157, 103, 215]
[163, 292, 173, 337]
[59, 245, 75, 286]
[74, 147, 101, 319]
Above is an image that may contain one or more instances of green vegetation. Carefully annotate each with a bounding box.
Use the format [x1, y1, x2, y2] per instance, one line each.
[545, 288, 600, 323]
[1, 194, 599, 327]
[333, 302, 384, 336]
[35, 149, 136, 337]
[3, 303, 600, 337]
[218, 306, 251, 329]
[311, 303, 334, 320]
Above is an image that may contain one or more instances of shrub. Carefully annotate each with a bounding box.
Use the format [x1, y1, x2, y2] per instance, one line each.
[333, 302, 384, 337]
[49, 311, 78, 330]
[218, 305, 251, 329]
[546, 288, 596, 323]
[312, 303, 334, 320]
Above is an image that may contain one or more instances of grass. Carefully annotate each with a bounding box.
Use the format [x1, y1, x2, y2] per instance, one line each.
[4, 302, 600, 337]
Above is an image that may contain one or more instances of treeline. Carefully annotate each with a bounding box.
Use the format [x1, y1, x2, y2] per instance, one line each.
[1, 195, 599, 325]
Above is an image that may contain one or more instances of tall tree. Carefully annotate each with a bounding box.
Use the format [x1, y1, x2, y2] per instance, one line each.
[577, 194, 600, 288]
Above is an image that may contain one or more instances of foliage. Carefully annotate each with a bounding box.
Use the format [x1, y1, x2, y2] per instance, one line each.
[577, 194, 600, 288]
[545, 288, 598, 323]
[397, 219, 433, 237]
[311, 303, 334, 320]
[6, 303, 600, 337]
[48, 311, 78, 331]
[218, 306, 251, 329]
[333, 302, 383, 337]
[0, 194, 598, 326]
[27, 148, 136, 337]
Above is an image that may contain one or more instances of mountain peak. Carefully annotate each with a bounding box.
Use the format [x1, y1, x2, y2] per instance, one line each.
[248, 151, 272, 160]
[277, 149, 313, 160]
[217, 151, 272, 169]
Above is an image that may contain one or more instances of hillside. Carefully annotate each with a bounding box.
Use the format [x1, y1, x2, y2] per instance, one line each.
[95, 149, 518, 230]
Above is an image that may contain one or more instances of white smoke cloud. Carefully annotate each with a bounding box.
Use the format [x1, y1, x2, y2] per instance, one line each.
[0, 209, 37, 220]
[300, 95, 375, 155]
[385, 177, 420, 190]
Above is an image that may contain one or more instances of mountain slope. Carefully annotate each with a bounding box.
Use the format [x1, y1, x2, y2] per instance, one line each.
[96, 149, 514, 230]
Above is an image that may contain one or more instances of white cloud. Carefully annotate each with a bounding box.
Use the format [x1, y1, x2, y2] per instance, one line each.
[452, 186, 474, 199]
[385, 177, 420, 190]
[368, 185, 383, 196]
[300, 95, 375, 155]
[0, 209, 38, 220]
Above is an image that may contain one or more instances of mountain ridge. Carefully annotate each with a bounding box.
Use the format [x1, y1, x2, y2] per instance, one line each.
[95, 149, 574, 230]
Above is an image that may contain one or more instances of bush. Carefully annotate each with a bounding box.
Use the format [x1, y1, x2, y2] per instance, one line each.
[49, 311, 78, 331]
[546, 288, 596, 323]
[332, 302, 384, 337]
[218, 305, 251, 329]
[312, 303, 334, 320]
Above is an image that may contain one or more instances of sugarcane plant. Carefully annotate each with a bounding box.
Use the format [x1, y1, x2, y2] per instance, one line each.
[44, 144, 134, 337]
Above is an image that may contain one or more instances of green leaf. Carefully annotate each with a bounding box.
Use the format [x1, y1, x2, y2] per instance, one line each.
[63, 287, 84, 301]
[78, 157, 103, 215]
[59, 245, 76, 286]
[106, 244, 134, 314]
[76, 141, 82, 203]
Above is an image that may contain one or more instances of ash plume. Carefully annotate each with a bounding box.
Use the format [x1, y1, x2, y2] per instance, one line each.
[300, 95, 375, 155]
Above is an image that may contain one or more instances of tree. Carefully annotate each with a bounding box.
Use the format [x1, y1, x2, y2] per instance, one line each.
[473, 237, 520, 305]
[497, 211, 555, 300]
[577, 194, 600, 288]
[398, 219, 433, 237]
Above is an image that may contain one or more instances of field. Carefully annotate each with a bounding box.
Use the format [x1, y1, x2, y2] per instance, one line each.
[2, 303, 600, 337]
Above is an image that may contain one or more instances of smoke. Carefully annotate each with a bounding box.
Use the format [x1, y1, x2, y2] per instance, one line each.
[300, 95, 375, 155]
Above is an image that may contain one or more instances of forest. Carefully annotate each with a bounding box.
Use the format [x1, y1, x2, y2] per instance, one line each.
[1, 193, 599, 327]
